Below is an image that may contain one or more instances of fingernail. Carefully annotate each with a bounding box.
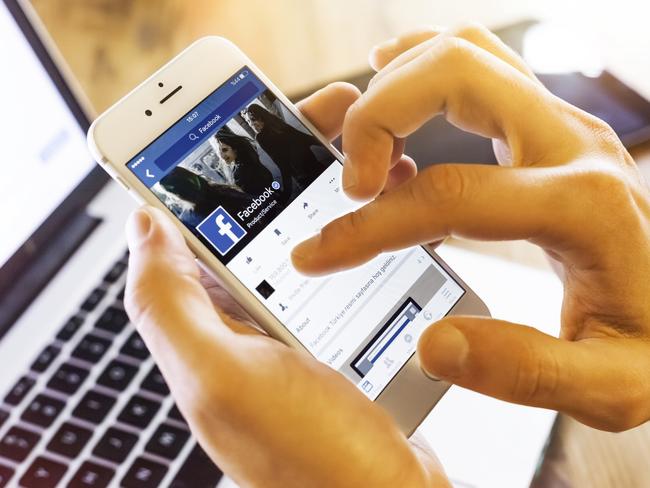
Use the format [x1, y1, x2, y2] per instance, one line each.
[374, 36, 398, 53]
[126, 207, 153, 245]
[420, 325, 468, 380]
[342, 161, 357, 192]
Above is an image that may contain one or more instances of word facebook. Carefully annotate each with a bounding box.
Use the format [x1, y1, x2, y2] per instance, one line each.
[237, 186, 276, 220]
[197, 206, 247, 255]
[198, 114, 222, 134]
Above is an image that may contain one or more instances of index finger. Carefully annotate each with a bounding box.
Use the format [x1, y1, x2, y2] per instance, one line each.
[340, 37, 565, 200]
[292, 163, 592, 275]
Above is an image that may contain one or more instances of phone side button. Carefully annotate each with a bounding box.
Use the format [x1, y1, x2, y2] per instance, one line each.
[115, 176, 130, 191]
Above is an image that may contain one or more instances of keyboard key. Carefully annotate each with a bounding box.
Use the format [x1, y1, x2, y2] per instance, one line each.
[120, 331, 149, 360]
[0, 426, 39, 462]
[19, 456, 66, 488]
[117, 286, 126, 301]
[0, 464, 14, 487]
[81, 287, 106, 312]
[0, 410, 8, 429]
[170, 444, 223, 488]
[94, 306, 129, 334]
[22, 394, 65, 428]
[72, 334, 111, 363]
[72, 390, 115, 424]
[145, 423, 189, 460]
[92, 427, 138, 463]
[3, 376, 35, 406]
[103, 261, 127, 283]
[97, 359, 138, 391]
[46, 422, 92, 458]
[48, 362, 89, 395]
[141, 366, 169, 396]
[31, 344, 62, 373]
[57, 315, 84, 341]
[121, 457, 167, 488]
[118, 395, 160, 429]
[69, 461, 115, 488]
[167, 404, 186, 424]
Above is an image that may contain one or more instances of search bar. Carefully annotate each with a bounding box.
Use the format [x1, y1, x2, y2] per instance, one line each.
[155, 81, 260, 171]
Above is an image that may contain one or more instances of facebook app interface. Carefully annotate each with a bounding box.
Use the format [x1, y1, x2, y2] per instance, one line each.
[128, 68, 464, 399]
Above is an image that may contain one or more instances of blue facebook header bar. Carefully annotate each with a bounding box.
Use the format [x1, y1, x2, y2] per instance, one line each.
[155, 81, 259, 172]
[127, 67, 265, 187]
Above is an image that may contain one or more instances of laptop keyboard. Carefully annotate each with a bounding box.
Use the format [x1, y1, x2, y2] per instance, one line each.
[0, 252, 224, 487]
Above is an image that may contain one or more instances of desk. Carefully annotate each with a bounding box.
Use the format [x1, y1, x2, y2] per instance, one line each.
[28, 1, 650, 486]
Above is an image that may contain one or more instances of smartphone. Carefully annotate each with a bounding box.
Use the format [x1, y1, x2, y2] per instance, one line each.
[88, 37, 489, 434]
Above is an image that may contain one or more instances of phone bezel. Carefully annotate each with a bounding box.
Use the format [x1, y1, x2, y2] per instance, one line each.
[88, 36, 490, 435]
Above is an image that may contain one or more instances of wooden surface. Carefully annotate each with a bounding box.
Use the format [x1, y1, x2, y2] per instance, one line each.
[28, 0, 650, 486]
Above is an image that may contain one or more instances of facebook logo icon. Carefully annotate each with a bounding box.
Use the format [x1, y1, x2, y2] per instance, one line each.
[197, 206, 247, 255]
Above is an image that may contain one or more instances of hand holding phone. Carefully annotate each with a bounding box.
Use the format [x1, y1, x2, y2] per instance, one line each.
[121, 84, 450, 488]
[89, 36, 488, 435]
[87, 21, 650, 486]
[294, 24, 650, 433]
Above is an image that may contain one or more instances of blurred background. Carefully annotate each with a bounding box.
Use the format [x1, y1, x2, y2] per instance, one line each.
[29, 0, 650, 111]
[24, 1, 650, 487]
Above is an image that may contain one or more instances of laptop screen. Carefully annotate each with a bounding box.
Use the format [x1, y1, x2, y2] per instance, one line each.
[0, 1, 93, 268]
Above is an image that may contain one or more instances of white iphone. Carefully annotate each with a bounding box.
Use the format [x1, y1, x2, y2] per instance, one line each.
[88, 36, 489, 435]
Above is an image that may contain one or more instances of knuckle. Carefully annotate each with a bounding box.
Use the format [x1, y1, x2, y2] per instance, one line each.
[320, 208, 369, 244]
[346, 208, 371, 237]
[419, 164, 470, 212]
[449, 21, 490, 42]
[555, 167, 637, 234]
[599, 386, 648, 432]
[581, 112, 619, 145]
[578, 167, 633, 208]
[567, 108, 628, 157]
[434, 35, 471, 66]
[426, 36, 478, 90]
[510, 344, 560, 404]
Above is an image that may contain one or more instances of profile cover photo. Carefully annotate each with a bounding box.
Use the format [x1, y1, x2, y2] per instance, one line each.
[151, 88, 332, 257]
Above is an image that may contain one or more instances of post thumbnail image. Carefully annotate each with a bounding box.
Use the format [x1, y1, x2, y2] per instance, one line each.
[151, 89, 333, 231]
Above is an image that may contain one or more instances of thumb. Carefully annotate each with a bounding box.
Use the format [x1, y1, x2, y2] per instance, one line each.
[124, 206, 233, 372]
[417, 317, 650, 431]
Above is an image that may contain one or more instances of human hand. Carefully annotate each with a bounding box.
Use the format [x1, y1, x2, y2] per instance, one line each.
[292, 24, 650, 432]
[124, 83, 450, 488]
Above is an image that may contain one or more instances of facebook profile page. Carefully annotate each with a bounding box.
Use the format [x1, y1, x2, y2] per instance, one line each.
[127, 67, 465, 400]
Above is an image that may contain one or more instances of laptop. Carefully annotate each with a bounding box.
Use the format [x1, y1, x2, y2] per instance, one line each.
[0, 1, 230, 486]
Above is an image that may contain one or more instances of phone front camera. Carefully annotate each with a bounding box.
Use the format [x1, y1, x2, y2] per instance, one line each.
[145, 109, 152, 116]
[158, 82, 164, 87]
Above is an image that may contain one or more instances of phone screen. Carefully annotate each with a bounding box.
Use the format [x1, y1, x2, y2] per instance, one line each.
[126, 67, 465, 399]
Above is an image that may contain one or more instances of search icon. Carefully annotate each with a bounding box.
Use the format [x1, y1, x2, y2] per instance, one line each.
[189, 133, 199, 141]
